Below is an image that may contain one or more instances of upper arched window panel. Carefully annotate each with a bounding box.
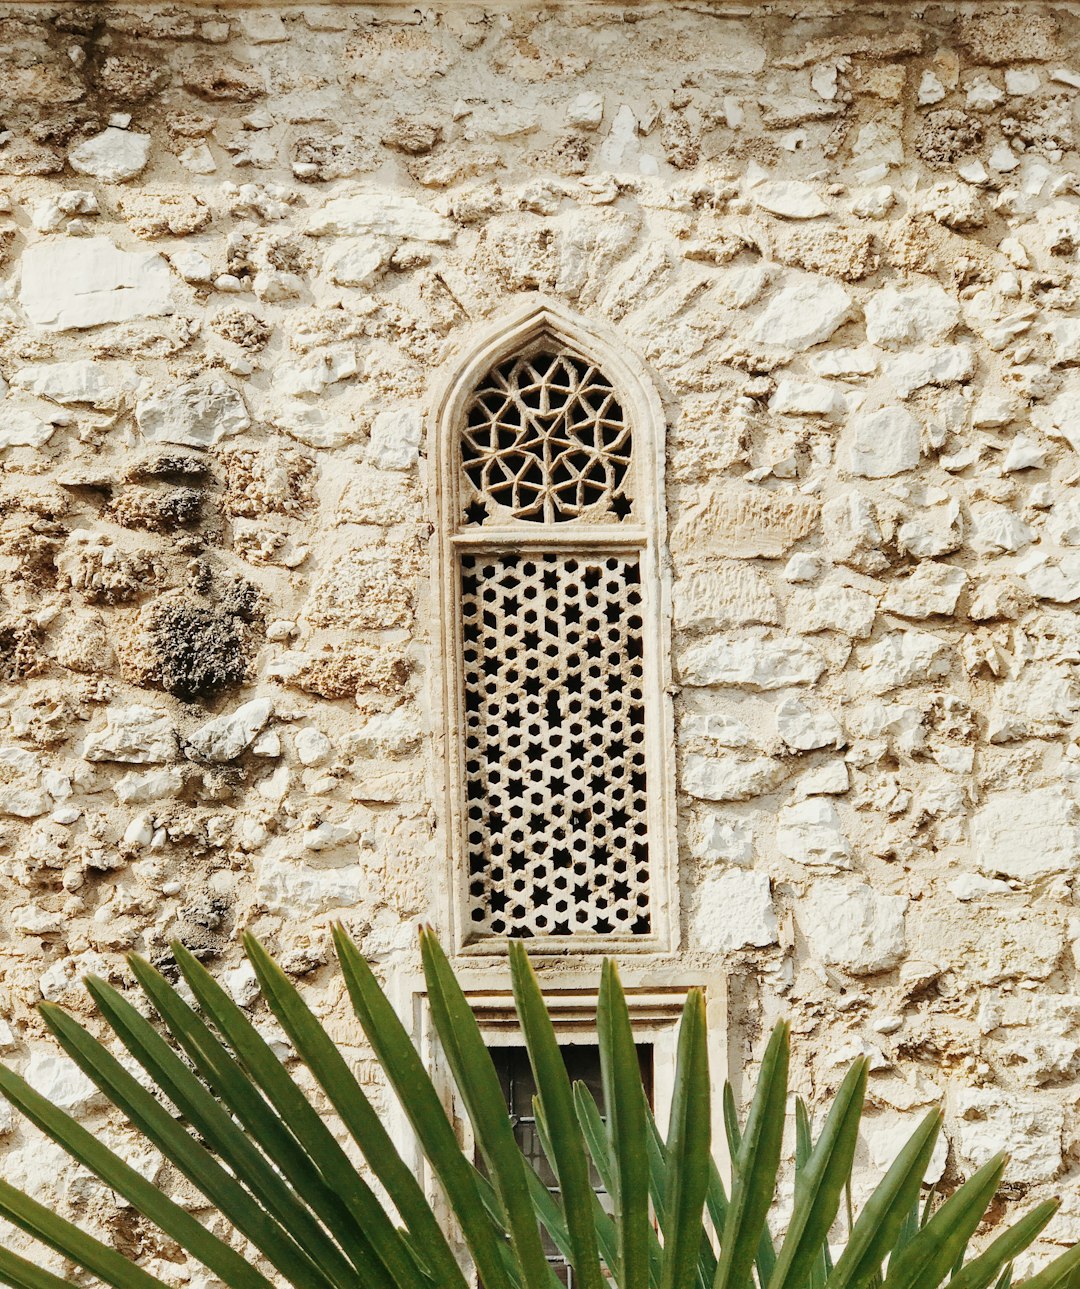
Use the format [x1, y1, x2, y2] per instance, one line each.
[460, 347, 634, 526]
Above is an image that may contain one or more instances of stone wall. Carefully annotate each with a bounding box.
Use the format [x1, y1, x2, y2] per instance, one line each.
[2, 0, 1080, 1275]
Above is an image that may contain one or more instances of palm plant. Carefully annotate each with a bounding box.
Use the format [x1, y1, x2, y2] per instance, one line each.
[0, 927, 1074, 1289]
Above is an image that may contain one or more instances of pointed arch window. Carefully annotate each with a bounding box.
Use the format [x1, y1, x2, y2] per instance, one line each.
[433, 304, 675, 953]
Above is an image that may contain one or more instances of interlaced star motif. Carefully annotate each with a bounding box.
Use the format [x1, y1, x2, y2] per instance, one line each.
[461, 350, 632, 523]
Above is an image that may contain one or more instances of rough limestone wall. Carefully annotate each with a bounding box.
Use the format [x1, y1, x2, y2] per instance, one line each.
[4, 0, 1080, 1275]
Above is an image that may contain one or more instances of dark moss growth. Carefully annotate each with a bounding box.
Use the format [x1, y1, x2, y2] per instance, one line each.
[144, 565, 265, 703]
[153, 892, 231, 969]
[109, 485, 203, 532]
[0, 617, 44, 682]
[147, 600, 251, 702]
[127, 450, 210, 482]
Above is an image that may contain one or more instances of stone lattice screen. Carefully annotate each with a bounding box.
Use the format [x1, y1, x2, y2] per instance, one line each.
[0, 0, 1075, 1271]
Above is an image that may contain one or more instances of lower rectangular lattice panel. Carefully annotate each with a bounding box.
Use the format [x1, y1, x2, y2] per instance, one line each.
[459, 550, 651, 939]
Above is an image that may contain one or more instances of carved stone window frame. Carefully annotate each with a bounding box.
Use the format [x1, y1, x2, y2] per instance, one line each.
[429, 298, 677, 956]
[392, 963, 729, 1223]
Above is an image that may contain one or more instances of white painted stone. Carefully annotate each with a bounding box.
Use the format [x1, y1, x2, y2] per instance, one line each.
[749, 275, 852, 351]
[918, 71, 946, 105]
[136, 379, 250, 449]
[673, 565, 779, 629]
[693, 870, 778, 952]
[840, 405, 921, 477]
[0, 408, 54, 449]
[1006, 69, 1040, 95]
[83, 706, 177, 764]
[693, 812, 754, 864]
[1046, 493, 1080, 544]
[11, 361, 137, 409]
[295, 727, 333, 767]
[809, 346, 878, 378]
[972, 788, 1080, 881]
[368, 407, 422, 470]
[25, 1049, 100, 1113]
[256, 849, 366, 917]
[306, 190, 453, 242]
[1025, 553, 1080, 602]
[972, 391, 1017, 427]
[0, 787, 50, 818]
[770, 379, 846, 419]
[68, 128, 151, 183]
[566, 91, 604, 130]
[1003, 435, 1045, 471]
[325, 237, 392, 288]
[863, 1113, 948, 1184]
[20, 238, 173, 331]
[864, 281, 960, 348]
[187, 699, 273, 763]
[682, 753, 785, 802]
[752, 180, 827, 219]
[949, 874, 1013, 901]
[790, 583, 877, 637]
[955, 1089, 1062, 1184]
[862, 630, 951, 694]
[797, 880, 907, 974]
[1034, 388, 1080, 453]
[114, 767, 185, 805]
[886, 345, 973, 398]
[967, 502, 1033, 555]
[783, 554, 821, 582]
[170, 249, 214, 284]
[775, 697, 844, 750]
[678, 632, 825, 689]
[776, 799, 851, 866]
[680, 712, 752, 747]
[882, 563, 967, 617]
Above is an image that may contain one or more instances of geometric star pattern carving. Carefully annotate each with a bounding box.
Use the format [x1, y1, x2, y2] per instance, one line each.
[460, 551, 651, 939]
[461, 351, 632, 523]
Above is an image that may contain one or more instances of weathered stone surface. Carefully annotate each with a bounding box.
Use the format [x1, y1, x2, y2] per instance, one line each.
[790, 583, 878, 637]
[693, 870, 778, 951]
[671, 488, 820, 559]
[20, 238, 174, 330]
[673, 565, 779, 629]
[187, 698, 273, 763]
[775, 696, 844, 750]
[955, 1090, 1062, 1184]
[864, 281, 960, 348]
[777, 799, 852, 865]
[749, 274, 853, 350]
[683, 753, 785, 801]
[3, 1, 1080, 1252]
[307, 190, 453, 241]
[136, 379, 249, 448]
[68, 128, 151, 183]
[840, 406, 922, 477]
[25, 1051, 100, 1114]
[368, 407, 422, 470]
[972, 789, 1080, 881]
[861, 630, 952, 693]
[882, 563, 967, 617]
[82, 706, 177, 764]
[678, 631, 826, 689]
[797, 881, 907, 974]
[11, 361, 137, 409]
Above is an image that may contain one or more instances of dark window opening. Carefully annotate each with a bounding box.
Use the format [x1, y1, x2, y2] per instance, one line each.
[485, 1044, 654, 1287]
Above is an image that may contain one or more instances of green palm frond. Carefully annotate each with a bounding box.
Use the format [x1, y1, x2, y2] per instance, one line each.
[0, 930, 1067, 1289]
